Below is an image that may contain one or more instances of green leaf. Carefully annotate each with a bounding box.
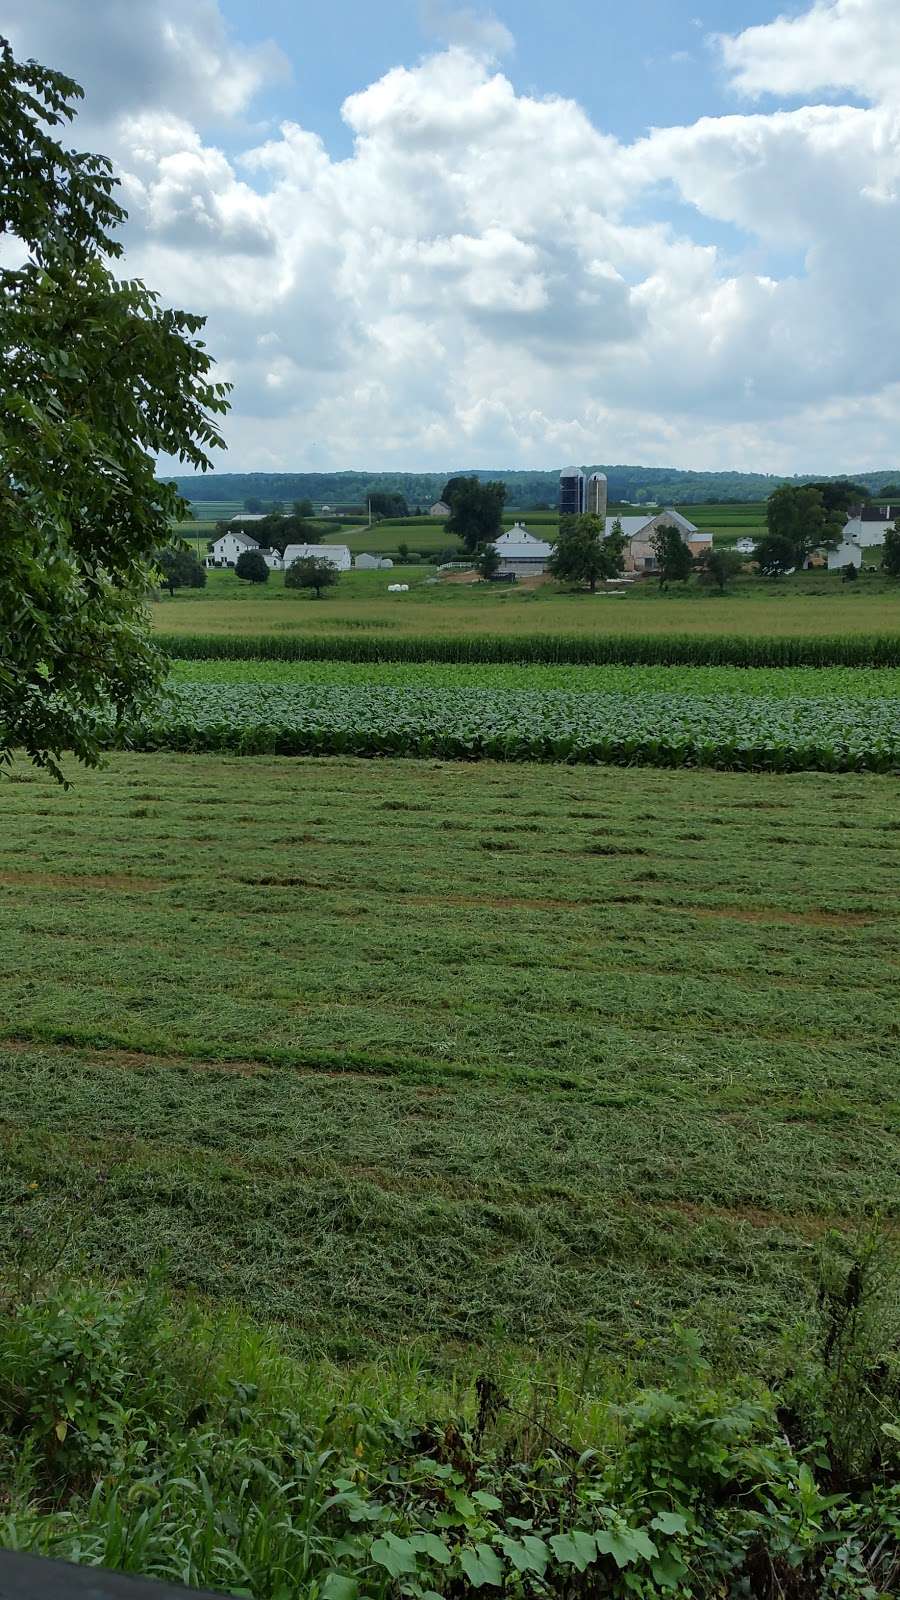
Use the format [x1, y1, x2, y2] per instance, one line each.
[409, 1532, 452, 1565]
[651, 1511, 689, 1536]
[458, 1543, 504, 1587]
[549, 1531, 597, 1571]
[321, 1577, 359, 1600]
[370, 1534, 419, 1578]
[472, 1489, 503, 1510]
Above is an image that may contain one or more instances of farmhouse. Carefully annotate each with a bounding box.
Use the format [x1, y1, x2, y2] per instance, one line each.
[207, 530, 260, 568]
[826, 503, 898, 570]
[491, 524, 555, 577]
[282, 543, 352, 571]
[255, 548, 284, 571]
[605, 510, 710, 574]
[429, 501, 451, 517]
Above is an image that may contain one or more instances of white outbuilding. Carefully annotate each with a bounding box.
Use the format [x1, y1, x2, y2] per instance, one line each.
[491, 523, 555, 577]
[282, 543, 352, 571]
[355, 553, 394, 569]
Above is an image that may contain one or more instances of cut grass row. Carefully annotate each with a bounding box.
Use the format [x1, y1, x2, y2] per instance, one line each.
[1, 753, 898, 1365]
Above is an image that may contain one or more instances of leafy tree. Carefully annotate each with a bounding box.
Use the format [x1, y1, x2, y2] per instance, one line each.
[156, 547, 206, 597]
[285, 556, 338, 597]
[367, 491, 408, 519]
[882, 523, 900, 578]
[264, 513, 319, 555]
[292, 498, 314, 519]
[477, 542, 501, 579]
[650, 523, 693, 587]
[445, 478, 506, 555]
[244, 496, 263, 513]
[697, 547, 744, 592]
[441, 477, 470, 507]
[801, 481, 868, 514]
[397, 541, 410, 563]
[0, 36, 229, 779]
[754, 531, 797, 578]
[767, 485, 843, 566]
[549, 514, 623, 593]
[235, 549, 269, 584]
[841, 561, 858, 583]
[876, 484, 900, 501]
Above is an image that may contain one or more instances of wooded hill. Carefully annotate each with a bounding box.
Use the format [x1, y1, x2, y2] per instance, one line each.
[170, 466, 900, 508]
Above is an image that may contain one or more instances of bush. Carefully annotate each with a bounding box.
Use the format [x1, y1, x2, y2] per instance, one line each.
[235, 550, 269, 584]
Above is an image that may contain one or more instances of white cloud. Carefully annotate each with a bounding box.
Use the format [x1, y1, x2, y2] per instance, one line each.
[718, 0, 900, 104]
[5, 0, 900, 471]
[420, 3, 515, 59]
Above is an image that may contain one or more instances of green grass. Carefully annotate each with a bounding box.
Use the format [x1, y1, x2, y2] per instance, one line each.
[166, 658, 900, 696]
[2, 753, 897, 1365]
[151, 567, 900, 642]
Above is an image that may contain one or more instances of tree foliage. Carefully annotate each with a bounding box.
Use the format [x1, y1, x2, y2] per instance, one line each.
[477, 542, 501, 579]
[235, 550, 269, 584]
[549, 514, 623, 593]
[285, 556, 339, 597]
[697, 547, 744, 592]
[766, 485, 843, 566]
[882, 523, 900, 578]
[650, 523, 693, 587]
[156, 547, 206, 597]
[0, 36, 230, 779]
[366, 491, 408, 519]
[444, 478, 506, 554]
[754, 532, 797, 578]
[801, 480, 868, 514]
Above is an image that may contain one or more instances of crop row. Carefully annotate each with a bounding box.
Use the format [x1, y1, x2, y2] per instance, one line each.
[167, 658, 900, 698]
[124, 684, 900, 771]
[155, 630, 900, 668]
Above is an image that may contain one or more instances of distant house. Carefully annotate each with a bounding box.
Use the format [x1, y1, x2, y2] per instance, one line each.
[207, 530, 260, 568]
[429, 501, 451, 518]
[489, 524, 555, 577]
[355, 553, 394, 570]
[230, 513, 268, 523]
[282, 543, 352, 571]
[604, 509, 709, 574]
[256, 547, 284, 571]
[826, 503, 897, 570]
[735, 537, 757, 555]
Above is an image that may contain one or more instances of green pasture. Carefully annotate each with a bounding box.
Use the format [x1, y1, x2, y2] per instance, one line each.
[150, 565, 900, 641]
[1, 753, 897, 1364]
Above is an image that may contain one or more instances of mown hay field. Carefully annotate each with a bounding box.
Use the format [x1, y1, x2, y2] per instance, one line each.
[2, 752, 897, 1366]
[151, 566, 900, 641]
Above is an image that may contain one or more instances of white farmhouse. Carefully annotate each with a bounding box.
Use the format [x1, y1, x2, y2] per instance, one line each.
[207, 530, 261, 568]
[826, 503, 898, 570]
[491, 523, 555, 577]
[256, 548, 284, 571]
[282, 543, 352, 571]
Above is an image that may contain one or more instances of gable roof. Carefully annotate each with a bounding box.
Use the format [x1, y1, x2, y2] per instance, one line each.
[216, 530, 259, 548]
[603, 509, 699, 541]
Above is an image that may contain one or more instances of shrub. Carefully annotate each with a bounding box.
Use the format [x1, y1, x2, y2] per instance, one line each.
[234, 550, 269, 584]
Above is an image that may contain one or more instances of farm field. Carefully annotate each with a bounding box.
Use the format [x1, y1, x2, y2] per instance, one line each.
[2, 752, 898, 1367]
[151, 565, 900, 641]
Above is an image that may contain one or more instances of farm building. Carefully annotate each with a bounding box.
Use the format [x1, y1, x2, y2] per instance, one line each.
[429, 501, 451, 518]
[229, 513, 268, 523]
[207, 530, 261, 568]
[491, 524, 555, 577]
[605, 510, 710, 574]
[355, 554, 394, 570]
[826, 504, 897, 570]
[256, 548, 284, 571]
[282, 543, 352, 571]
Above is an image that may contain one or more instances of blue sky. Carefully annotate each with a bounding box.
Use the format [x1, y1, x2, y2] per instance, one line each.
[217, 1, 787, 153]
[4, 0, 898, 473]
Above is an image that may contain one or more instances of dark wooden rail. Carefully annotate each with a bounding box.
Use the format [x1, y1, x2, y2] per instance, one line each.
[0, 1551, 223, 1599]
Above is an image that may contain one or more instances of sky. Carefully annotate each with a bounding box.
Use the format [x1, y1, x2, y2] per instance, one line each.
[3, 0, 899, 474]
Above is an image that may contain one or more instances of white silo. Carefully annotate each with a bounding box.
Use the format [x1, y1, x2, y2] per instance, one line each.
[587, 472, 608, 520]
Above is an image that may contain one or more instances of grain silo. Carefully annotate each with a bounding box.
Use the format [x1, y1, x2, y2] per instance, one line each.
[586, 472, 608, 520]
